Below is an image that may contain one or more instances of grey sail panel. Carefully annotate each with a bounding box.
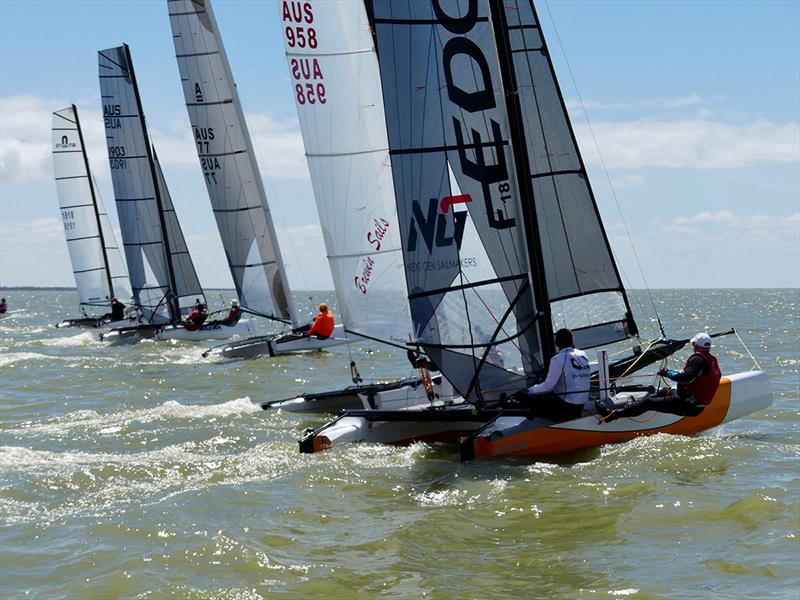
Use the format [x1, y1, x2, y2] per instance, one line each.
[98, 44, 203, 322]
[501, 0, 636, 348]
[168, 0, 297, 323]
[370, 0, 545, 401]
[153, 149, 205, 312]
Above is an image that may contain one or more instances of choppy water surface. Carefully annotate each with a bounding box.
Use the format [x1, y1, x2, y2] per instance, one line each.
[1, 289, 797, 599]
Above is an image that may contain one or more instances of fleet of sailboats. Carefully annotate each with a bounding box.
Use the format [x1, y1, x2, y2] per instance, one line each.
[35, 0, 771, 460]
[96, 43, 254, 345]
[168, 0, 349, 358]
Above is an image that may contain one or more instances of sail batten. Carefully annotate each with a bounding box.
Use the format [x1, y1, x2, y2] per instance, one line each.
[52, 104, 132, 310]
[98, 44, 204, 322]
[169, 0, 297, 324]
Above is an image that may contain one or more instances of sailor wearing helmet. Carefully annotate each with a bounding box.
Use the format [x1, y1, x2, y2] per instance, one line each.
[222, 300, 241, 326]
[603, 332, 722, 421]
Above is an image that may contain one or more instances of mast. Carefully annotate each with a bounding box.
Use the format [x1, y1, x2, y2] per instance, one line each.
[73, 103, 115, 301]
[488, 0, 556, 362]
[122, 43, 180, 321]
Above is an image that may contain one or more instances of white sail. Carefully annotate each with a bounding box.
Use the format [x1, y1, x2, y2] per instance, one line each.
[92, 172, 133, 302]
[279, 0, 409, 340]
[168, 0, 298, 324]
[52, 105, 132, 309]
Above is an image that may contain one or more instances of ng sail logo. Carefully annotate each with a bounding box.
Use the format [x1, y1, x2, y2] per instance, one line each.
[407, 194, 471, 253]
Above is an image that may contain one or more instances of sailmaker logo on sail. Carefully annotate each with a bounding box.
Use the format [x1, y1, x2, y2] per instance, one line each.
[354, 217, 390, 295]
[56, 135, 76, 149]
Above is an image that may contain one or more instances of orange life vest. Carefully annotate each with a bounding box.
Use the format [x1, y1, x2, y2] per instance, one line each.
[307, 310, 334, 338]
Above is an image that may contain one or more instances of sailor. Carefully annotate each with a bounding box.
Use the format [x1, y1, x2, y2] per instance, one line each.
[603, 332, 721, 422]
[221, 300, 241, 326]
[303, 303, 335, 339]
[524, 328, 591, 422]
[0, 298, 6, 314]
[184, 301, 208, 331]
[124, 302, 141, 322]
[109, 297, 125, 321]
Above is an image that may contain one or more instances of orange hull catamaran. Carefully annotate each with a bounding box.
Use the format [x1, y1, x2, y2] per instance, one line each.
[295, 0, 771, 459]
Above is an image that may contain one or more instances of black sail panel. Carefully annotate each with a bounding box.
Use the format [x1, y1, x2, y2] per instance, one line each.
[370, 0, 546, 401]
[501, 0, 637, 348]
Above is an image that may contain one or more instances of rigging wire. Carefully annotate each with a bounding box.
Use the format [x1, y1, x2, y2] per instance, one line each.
[542, 0, 665, 338]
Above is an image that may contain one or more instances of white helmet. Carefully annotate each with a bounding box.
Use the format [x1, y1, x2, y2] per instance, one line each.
[690, 332, 712, 349]
[231, 299, 239, 307]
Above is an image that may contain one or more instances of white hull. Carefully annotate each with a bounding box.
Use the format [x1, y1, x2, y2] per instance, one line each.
[204, 324, 349, 359]
[155, 319, 255, 341]
[100, 319, 254, 345]
[55, 316, 137, 329]
[269, 373, 458, 414]
[299, 371, 772, 459]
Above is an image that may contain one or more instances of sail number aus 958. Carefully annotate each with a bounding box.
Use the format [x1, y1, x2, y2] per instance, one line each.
[295, 83, 325, 105]
[285, 26, 317, 49]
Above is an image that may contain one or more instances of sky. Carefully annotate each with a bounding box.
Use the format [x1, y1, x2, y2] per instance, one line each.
[1, 0, 798, 292]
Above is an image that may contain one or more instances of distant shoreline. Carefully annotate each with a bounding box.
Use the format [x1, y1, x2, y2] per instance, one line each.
[0, 286, 797, 291]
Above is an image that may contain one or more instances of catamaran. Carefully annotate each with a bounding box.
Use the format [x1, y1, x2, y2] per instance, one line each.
[97, 43, 254, 345]
[52, 104, 136, 330]
[297, 0, 772, 459]
[168, 0, 348, 358]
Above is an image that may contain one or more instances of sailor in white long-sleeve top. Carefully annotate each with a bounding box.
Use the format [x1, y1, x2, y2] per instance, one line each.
[525, 328, 591, 422]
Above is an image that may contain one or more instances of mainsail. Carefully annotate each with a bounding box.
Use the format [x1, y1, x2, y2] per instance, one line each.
[280, 0, 409, 340]
[52, 104, 132, 309]
[368, 0, 637, 402]
[98, 44, 205, 322]
[168, 0, 297, 324]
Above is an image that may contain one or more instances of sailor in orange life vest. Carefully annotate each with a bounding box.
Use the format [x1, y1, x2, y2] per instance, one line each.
[523, 328, 591, 422]
[296, 303, 335, 339]
[603, 332, 722, 421]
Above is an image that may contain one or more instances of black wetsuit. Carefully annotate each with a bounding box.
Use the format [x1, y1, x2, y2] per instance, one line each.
[110, 301, 125, 321]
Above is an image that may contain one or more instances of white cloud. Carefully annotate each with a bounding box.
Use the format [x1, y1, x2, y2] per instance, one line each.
[609, 210, 800, 288]
[567, 94, 704, 111]
[0, 217, 73, 287]
[609, 174, 646, 188]
[0, 95, 308, 185]
[575, 118, 800, 170]
[0, 214, 335, 290]
[673, 210, 736, 225]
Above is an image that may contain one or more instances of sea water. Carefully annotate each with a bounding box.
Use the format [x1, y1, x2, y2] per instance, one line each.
[0, 288, 797, 599]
